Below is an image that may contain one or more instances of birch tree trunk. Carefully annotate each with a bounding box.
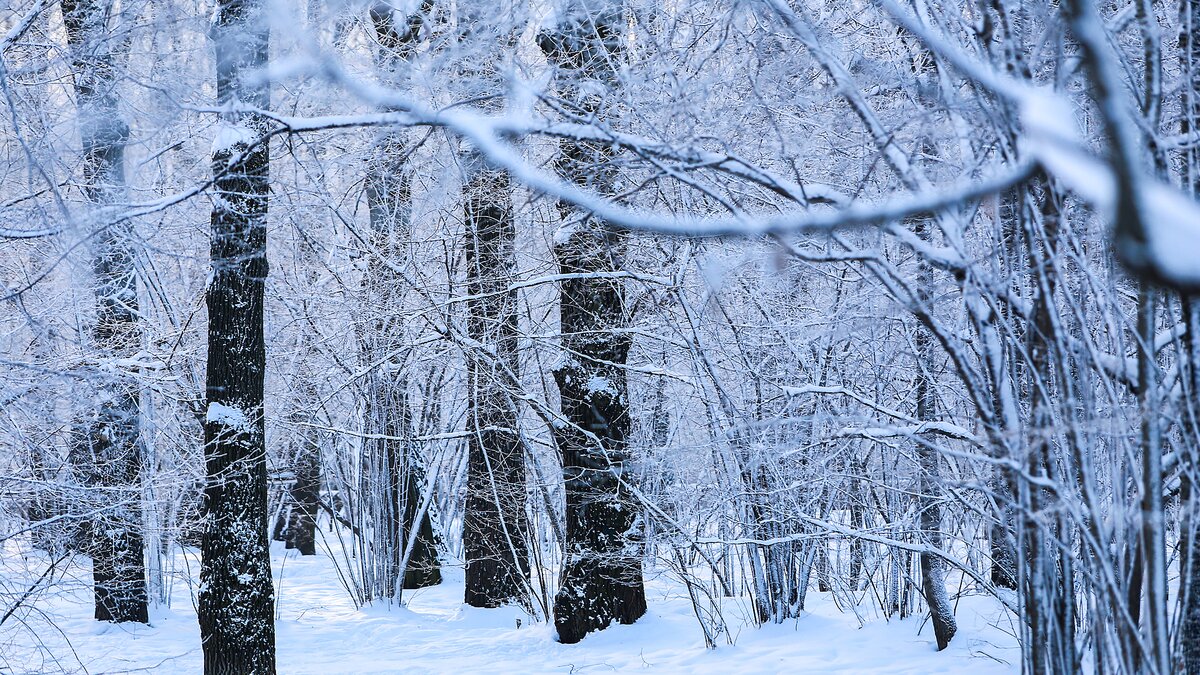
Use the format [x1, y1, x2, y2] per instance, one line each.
[913, 316, 955, 650]
[198, 0, 276, 671]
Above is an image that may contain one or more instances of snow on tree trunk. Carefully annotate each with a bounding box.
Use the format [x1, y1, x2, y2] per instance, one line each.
[540, 0, 647, 643]
[61, 0, 148, 625]
[198, 0, 276, 672]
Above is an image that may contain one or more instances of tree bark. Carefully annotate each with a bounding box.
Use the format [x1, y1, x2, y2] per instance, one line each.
[283, 418, 320, 556]
[61, 0, 148, 625]
[459, 5, 531, 610]
[914, 332, 955, 650]
[462, 164, 531, 607]
[540, 0, 647, 643]
[909, 205, 955, 648]
[198, 1, 276, 672]
[1179, 4, 1200, 671]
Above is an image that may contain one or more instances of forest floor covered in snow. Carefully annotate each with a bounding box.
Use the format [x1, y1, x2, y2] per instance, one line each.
[2, 541, 1021, 674]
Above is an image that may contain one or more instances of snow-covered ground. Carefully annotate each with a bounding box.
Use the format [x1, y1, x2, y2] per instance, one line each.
[1, 542, 1020, 674]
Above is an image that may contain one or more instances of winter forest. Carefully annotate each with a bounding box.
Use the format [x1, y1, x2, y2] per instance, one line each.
[6, 0, 1200, 673]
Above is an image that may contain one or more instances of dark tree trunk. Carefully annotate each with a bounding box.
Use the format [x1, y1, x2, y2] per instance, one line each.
[459, 6, 530, 610]
[462, 165, 530, 608]
[198, 1, 276, 673]
[61, 0, 147, 625]
[1179, 4, 1200, 672]
[540, 0, 647, 644]
[278, 292, 322, 556]
[284, 432, 320, 556]
[1184, 297, 1200, 675]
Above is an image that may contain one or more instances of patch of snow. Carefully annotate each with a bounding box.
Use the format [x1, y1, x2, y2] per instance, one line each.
[211, 121, 258, 157]
[552, 222, 579, 246]
[586, 374, 616, 396]
[206, 401, 249, 431]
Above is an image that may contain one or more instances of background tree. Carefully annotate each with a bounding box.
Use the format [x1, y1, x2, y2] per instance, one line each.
[60, 0, 147, 624]
[459, 2, 532, 611]
[540, 0, 647, 643]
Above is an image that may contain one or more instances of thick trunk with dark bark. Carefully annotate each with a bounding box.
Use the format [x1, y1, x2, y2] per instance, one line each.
[541, 0, 647, 643]
[61, 0, 147, 625]
[462, 165, 530, 608]
[198, 1, 276, 673]
[1184, 297, 1200, 675]
[550, 259, 647, 641]
[459, 7, 531, 610]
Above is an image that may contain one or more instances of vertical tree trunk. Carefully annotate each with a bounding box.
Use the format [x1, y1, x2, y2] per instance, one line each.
[199, 1, 276, 672]
[914, 330, 955, 650]
[540, 0, 647, 643]
[460, 5, 531, 610]
[357, 0, 440, 598]
[462, 163, 531, 607]
[1137, 284, 1168, 673]
[61, 0, 148, 625]
[1179, 4, 1200, 671]
[283, 392, 320, 556]
[1182, 296, 1200, 674]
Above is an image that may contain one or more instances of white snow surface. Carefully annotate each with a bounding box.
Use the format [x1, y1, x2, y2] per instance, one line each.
[1, 540, 1021, 674]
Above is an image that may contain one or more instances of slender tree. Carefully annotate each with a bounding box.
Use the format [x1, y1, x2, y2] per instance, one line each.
[198, 0, 276, 671]
[912, 264, 955, 651]
[1178, 5, 1200, 672]
[61, 0, 148, 624]
[540, 0, 647, 643]
[358, 0, 441, 597]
